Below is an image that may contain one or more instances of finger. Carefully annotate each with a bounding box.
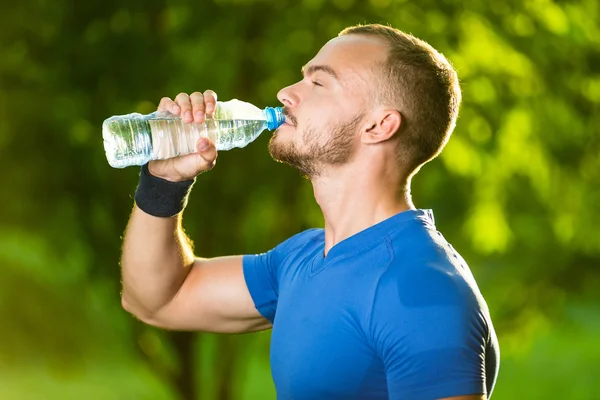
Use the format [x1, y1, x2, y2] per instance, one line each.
[174, 92, 192, 122]
[204, 90, 218, 114]
[196, 138, 218, 171]
[189, 91, 206, 123]
[158, 97, 176, 113]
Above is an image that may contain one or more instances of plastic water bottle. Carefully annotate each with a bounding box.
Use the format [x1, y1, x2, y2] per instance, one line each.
[102, 99, 285, 168]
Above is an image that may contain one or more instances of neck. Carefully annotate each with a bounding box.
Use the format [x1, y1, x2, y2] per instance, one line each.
[311, 164, 414, 257]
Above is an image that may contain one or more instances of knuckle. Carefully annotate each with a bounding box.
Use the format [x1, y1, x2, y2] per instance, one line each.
[175, 92, 190, 103]
[158, 97, 171, 110]
[200, 153, 217, 170]
[190, 92, 205, 106]
[204, 90, 217, 101]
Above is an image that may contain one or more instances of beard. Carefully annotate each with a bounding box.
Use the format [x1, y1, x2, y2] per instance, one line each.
[268, 113, 364, 179]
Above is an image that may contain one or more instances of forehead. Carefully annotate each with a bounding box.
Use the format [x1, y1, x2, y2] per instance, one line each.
[308, 35, 388, 88]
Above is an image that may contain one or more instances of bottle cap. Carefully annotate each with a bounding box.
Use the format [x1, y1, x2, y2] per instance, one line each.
[265, 107, 285, 130]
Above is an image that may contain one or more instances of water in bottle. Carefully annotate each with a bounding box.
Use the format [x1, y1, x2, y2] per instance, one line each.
[102, 99, 285, 168]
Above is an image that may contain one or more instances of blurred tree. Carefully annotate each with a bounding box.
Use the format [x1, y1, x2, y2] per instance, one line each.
[0, 0, 598, 399]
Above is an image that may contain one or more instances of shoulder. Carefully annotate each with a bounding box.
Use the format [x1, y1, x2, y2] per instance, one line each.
[366, 220, 493, 350]
[242, 228, 323, 295]
[382, 221, 484, 310]
[272, 228, 323, 257]
[369, 220, 492, 348]
[247, 228, 323, 269]
[370, 225, 492, 352]
[365, 213, 498, 398]
[283, 227, 324, 246]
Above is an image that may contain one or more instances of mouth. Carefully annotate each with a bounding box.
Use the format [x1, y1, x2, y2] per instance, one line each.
[283, 108, 297, 127]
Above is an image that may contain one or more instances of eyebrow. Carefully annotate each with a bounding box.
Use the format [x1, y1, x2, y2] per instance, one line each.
[301, 64, 339, 80]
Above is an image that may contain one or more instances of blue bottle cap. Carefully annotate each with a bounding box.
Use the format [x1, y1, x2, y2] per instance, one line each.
[265, 107, 285, 131]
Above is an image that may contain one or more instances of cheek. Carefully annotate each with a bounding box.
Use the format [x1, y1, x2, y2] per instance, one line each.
[299, 120, 328, 147]
[297, 96, 347, 137]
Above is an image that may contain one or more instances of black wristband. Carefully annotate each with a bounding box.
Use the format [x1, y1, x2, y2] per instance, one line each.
[134, 163, 196, 217]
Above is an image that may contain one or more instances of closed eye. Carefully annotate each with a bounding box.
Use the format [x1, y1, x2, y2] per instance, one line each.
[312, 81, 323, 87]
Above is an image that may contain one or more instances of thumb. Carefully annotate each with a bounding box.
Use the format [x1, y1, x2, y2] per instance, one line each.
[196, 137, 218, 171]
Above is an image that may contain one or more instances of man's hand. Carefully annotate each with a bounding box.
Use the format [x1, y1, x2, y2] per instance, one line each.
[149, 90, 219, 182]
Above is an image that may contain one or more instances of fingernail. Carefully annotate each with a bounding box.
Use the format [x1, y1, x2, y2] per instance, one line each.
[206, 104, 214, 113]
[195, 111, 204, 121]
[172, 105, 180, 113]
[185, 111, 192, 120]
[199, 139, 209, 151]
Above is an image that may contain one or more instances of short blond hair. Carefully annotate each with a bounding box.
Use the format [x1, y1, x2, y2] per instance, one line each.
[339, 24, 462, 173]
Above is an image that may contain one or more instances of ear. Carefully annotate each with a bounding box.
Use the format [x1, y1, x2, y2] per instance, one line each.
[361, 108, 402, 144]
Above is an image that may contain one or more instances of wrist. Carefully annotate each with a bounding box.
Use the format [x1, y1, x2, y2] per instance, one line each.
[135, 163, 196, 218]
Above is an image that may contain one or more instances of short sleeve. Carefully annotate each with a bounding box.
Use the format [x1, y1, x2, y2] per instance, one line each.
[243, 251, 279, 323]
[243, 229, 321, 324]
[370, 266, 492, 399]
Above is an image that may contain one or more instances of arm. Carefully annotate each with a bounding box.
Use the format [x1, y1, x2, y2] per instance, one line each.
[120, 91, 271, 333]
[371, 263, 496, 399]
[121, 206, 271, 333]
[379, 305, 490, 400]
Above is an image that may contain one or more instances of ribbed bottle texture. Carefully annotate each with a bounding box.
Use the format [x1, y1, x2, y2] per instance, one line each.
[102, 100, 284, 168]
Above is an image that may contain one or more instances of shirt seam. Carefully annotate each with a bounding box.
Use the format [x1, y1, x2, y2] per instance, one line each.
[364, 234, 396, 358]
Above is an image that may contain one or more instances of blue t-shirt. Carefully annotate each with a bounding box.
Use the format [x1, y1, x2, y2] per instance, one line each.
[243, 209, 499, 400]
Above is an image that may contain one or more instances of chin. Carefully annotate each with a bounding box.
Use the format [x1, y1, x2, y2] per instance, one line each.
[269, 135, 296, 160]
[268, 135, 283, 157]
[276, 123, 296, 135]
[272, 126, 295, 144]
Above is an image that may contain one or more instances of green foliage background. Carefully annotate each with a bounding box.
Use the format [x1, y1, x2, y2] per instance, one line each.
[0, 0, 598, 399]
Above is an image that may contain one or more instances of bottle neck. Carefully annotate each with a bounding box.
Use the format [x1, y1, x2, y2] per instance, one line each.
[264, 107, 285, 131]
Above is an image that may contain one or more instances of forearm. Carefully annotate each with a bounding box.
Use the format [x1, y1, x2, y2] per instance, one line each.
[121, 205, 195, 317]
[119, 91, 218, 320]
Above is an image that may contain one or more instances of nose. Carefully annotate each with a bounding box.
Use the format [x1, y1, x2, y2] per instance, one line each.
[277, 82, 300, 107]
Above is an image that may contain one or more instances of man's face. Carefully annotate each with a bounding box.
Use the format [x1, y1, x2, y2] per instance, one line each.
[269, 34, 388, 178]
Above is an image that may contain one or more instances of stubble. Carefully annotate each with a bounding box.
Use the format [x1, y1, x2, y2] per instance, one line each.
[268, 114, 364, 179]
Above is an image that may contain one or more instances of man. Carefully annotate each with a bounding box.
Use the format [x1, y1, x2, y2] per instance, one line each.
[121, 24, 499, 399]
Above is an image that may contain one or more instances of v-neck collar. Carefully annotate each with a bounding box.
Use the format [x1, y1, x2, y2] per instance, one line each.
[309, 209, 435, 276]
